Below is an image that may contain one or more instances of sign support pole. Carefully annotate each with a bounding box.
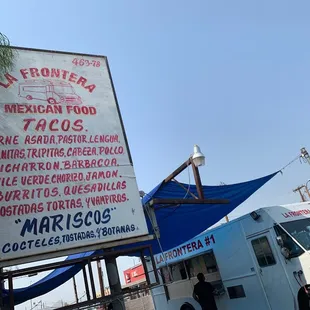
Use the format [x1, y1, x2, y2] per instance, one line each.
[0, 268, 3, 310]
[87, 261, 96, 299]
[82, 266, 91, 301]
[8, 274, 13, 310]
[73, 276, 78, 304]
[105, 251, 124, 310]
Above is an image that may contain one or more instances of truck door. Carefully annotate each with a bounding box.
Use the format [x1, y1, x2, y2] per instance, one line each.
[248, 232, 296, 310]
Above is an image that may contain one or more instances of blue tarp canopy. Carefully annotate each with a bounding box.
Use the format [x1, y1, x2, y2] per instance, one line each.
[139, 171, 279, 253]
[3, 171, 279, 305]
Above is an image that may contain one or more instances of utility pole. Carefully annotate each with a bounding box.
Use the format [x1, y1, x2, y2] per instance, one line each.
[293, 185, 307, 202]
[305, 183, 310, 200]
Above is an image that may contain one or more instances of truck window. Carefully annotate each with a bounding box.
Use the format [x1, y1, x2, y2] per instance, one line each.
[202, 252, 218, 273]
[280, 219, 310, 251]
[251, 236, 276, 267]
[53, 85, 75, 94]
[160, 266, 172, 284]
[185, 251, 217, 278]
[186, 255, 207, 278]
[274, 225, 304, 257]
[227, 285, 246, 299]
[23, 86, 46, 93]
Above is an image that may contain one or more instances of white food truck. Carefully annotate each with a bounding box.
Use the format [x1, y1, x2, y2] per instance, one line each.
[147, 202, 310, 310]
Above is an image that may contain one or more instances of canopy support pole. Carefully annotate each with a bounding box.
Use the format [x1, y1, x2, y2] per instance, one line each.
[164, 159, 191, 183]
[149, 153, 230, 217]
[192, 161, 204, 199]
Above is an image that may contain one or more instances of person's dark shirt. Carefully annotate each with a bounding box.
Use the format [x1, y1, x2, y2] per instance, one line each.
[193, 281, 217, 310]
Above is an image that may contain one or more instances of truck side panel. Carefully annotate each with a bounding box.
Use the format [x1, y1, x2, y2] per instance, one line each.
[213, 220, 270, 309]
[241, 209, 274, 237]
[214, 221, 258, 281]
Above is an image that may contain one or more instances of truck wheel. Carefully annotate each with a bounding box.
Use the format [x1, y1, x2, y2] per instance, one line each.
[26, 95, 32, 100]
[180, 303, 195, 310]
[48, 98, 57, 104]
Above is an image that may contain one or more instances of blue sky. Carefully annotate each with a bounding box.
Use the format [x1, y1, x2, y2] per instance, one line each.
[1, 0, 310, 308]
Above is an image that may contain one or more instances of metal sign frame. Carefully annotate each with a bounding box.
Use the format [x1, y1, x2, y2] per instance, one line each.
[0, 244, 159, 310]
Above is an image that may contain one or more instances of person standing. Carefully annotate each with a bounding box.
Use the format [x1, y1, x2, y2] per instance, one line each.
[192, 273, 218, 310]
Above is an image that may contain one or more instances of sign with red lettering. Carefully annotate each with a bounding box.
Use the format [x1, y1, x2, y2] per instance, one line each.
[0, 48, 149, 264]
[265, 204, 310, 223]
[123, 264, 146, 285]
[282, 209, 310, 218]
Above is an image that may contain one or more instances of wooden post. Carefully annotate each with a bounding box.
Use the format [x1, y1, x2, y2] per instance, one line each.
[191, 161, 204, 199]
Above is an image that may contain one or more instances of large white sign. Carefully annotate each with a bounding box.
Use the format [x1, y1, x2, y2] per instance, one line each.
[0, 48, 149, 263]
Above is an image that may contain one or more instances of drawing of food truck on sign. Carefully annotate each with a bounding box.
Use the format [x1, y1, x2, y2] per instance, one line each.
[19, 80, 82, 105]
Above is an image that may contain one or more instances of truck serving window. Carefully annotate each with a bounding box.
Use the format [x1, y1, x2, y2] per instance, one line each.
[280, 219, 310, 251]
[160, 266, 172, 284]
[169, 262, 188, 281]
[251, 236, 276, 267]
[185, 251, 218, 278]
[274, 225, 304, 257]
[186, 255, 208, 278]
[202, 252, 218, 274]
